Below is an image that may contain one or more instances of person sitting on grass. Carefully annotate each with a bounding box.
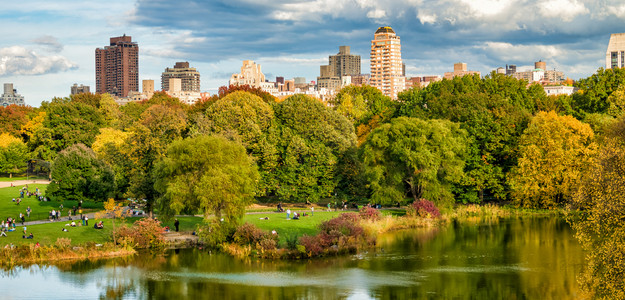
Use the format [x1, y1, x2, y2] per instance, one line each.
[70, 221, 76, 227]
[61, 228, 68, 232]
[23, 233, 33, 239]
[94, 221, 104, 229]
[292, 212, 300, 220]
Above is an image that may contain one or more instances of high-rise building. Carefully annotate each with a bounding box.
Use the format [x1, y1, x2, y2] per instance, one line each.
[161, 62, 200, 92]
[70, 84, 90, 95]
[95, 35, 139, 97]
[142, 79, 154, 99]
[329, 46, 361, 77]
[229, 60, 266, 88]
[370, 26, 405, 99]
[606, 33, 625, 69]
[1, 83, 25, 106]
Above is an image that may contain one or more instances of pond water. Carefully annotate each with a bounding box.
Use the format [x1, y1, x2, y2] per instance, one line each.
[2, 216, 585, 299]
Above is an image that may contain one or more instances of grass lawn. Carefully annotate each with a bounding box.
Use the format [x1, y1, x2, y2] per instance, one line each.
[0, 175, 49, 182]
[0, 185, 104, 222]
[243, 210, 344, 243]
[0, 220, 114, 246]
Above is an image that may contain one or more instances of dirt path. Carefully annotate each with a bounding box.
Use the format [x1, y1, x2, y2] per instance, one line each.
[0, 179, 50, 188]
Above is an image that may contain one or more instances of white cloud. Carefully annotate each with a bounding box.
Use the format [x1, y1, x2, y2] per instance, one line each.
[0, 46, 77, 76]
[458, 0, 515, 17]
[367, 9, 387, 19]
[477, 42, 563, 61]
[417, 11, 437, 24]
[538, 0, 588, 21]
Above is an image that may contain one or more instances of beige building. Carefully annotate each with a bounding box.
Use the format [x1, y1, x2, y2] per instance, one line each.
[329, 46, 361, 77]
[606, 33, 625, 69]
[510, 61, 565, 84]
[229, 60, 266, 88]
[444, 63, 481, 80]
[161, 62, 200, 92]
[166, 78, 202, 105]
[142, 79, 154, 99]
[317, 65, 342, 91]
[370, 26, 405, 99]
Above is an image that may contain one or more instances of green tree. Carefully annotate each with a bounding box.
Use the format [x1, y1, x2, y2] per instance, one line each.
[509, 111, 596, 208]
[202, 91, 274, 144]
[154, 135, 259, 222]
[268, 94, 357, 203]
[360, 117, 467, 206]
[126, 104, 189, 211]
[47, 144, 115, 201]
[331, 85, 394, 142]
[571, 118, 625, 299]
[0, 133, 29, 177]
[92, 128, 133, 198]
[573, 67, 625, 116]
[40, 98, 105, 151]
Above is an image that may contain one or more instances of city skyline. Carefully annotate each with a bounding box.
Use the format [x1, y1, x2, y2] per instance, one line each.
[1, 0, 624, 106]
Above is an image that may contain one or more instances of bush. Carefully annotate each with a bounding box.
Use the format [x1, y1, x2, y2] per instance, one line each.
[285, 233, 299, 250]
[359, 207, 381, 221]
[198, 219, 237, 249]
[115, 218, 166, 249]
[259, 238, 277, 251]
[407, 199, 441, 218]
[299, 235, 324, 256]
[233, 223, 266, 245]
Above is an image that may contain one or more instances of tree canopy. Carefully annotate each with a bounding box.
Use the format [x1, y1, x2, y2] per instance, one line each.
[154, 135, 259, 222]
[360, 117, 467, 206]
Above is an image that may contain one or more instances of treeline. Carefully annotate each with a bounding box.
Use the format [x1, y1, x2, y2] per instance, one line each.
[1, 69, 625, 215]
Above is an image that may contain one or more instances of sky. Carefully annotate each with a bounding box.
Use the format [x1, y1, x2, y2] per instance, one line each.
[1, 0, 624, 106]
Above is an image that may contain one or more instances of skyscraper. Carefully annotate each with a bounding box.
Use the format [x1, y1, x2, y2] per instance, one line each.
[370, 26, 405, 99]
[329, 46, 361, 77]
[161, 62, 201, 92]
[95, 35, 139, 97]
[606, 33, 625, 69]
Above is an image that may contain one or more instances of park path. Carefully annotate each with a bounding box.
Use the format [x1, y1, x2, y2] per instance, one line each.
[0, 179, 50, 188]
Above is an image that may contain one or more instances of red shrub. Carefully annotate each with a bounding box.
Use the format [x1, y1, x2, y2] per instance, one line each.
[115, 218, 166, 249]
[408, 199, 441, 218]
[233, 223, 266, 245]
[359, 207, 381, 221]
[299, 234, 324, 256]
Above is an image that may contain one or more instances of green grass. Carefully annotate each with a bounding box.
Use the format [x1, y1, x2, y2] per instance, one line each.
[0, 175, 49, 182]
[0, 220, 114, 246]
[0, 185, 104, 222]
[242, 210, 344, 243]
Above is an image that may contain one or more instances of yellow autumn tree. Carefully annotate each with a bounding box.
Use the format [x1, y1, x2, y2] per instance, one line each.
[509, 111, 597, 208]
[95, 198, 130, 244]
[571, 118, 625, 299]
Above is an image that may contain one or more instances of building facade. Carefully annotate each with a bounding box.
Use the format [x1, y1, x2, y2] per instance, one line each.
[370, 26, 405, 99]
[444, 63, 481, 80]
[606, 33, 625, 69]
[95, 35, 139, 97]
[161, 62, 200, 92]
[509, 61, 565, 84]
[0, 83, 25, 107]
[70, 84, 90, 95]
[329, 46, 361, 77]
[229, 60, 266, 88]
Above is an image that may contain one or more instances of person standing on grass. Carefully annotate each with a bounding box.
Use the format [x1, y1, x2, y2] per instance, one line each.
[311, 206, 314, 216]
[286, 208, 291, 219]
[174, 219, 180, 232]
[85, 216, 89, 226]
[26, 206, 31, 218]
[20, 214, 25, 226]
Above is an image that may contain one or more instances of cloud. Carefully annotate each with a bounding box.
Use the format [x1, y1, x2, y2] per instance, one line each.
[538, 0, 588, 22]
[0, 46, 77, 76]
[32, 35, 64, 53]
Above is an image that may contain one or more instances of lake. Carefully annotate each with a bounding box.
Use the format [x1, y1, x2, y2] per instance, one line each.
[1, 216, 585, 299]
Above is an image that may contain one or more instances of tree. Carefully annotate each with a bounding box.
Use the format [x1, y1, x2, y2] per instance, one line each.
[573, 67, 625, 116]
[92, 128, 133, 198]
[217, 84, 277, 104]
[0, 133, 28, 177]
[268, 94, 357, 203]
[47, 144, 115, 201]
[0, 104, 36, 137]
[126, 104, 189, 211]
[509, 111, 597, 208]
[202, 91, 274, 144]
[40, 99, 105, 151]
[360, 117, 467, 206]
[95, 198, 130, 244]
[571, 118, 625, 299]
[154, 135, 259, 223]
